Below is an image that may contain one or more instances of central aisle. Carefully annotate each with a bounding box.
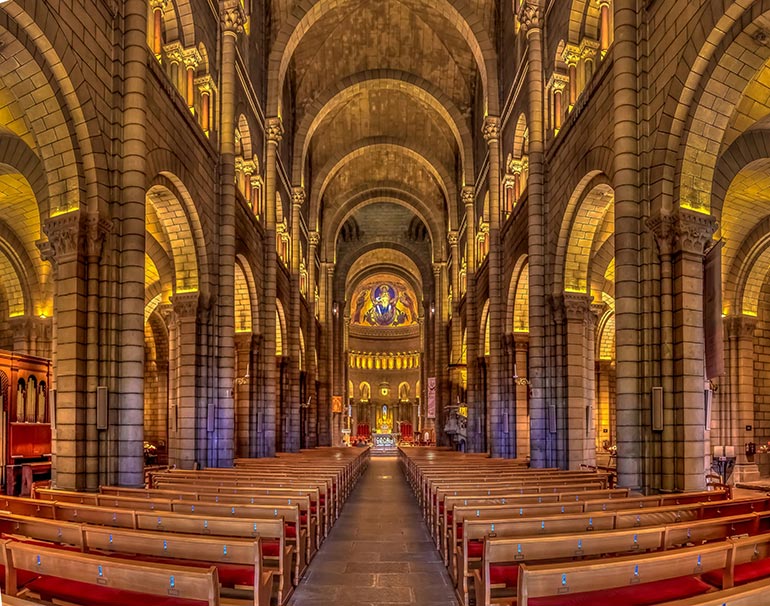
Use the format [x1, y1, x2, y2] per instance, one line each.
[288, 455, 459, 606]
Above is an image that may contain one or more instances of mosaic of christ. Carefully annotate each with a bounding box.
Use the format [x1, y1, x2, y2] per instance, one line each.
[351, 280, 417, 327]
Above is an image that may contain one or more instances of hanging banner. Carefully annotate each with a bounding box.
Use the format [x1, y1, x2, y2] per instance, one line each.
[427, 377, 436, 419]
[331, 396, 343, 414]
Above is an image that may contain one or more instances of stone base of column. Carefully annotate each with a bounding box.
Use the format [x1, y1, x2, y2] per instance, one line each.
[733, 463, 761, 484]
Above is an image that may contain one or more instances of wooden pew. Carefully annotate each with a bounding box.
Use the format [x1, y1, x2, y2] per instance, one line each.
[655, 577, 770, 605]
[4, 498, 294, 606]
[2, 594, 45, 605]
[0, 513, 275, 606]
[470, 512, 763, 606]
[515, 541, 733, 606]
[35, 489, 309, 584]
[3, 540, 221, 606]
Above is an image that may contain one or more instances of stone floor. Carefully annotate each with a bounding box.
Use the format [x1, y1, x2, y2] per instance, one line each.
[288, 456, 459, 606]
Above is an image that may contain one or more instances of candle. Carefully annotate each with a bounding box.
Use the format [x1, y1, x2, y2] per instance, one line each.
[725, 446, 735, 458]
[713, 446, 724, 457]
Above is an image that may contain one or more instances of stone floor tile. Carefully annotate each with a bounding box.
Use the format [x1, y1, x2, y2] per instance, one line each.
[288, 456, 460, 606]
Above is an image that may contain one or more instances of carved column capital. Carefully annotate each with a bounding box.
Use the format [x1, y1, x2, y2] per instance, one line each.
[646, 210, 677, 257]
[43, 211, 84, 265]
[432, 262, 445, 277]
[182, 47, 202, 69]
[292, 187, 306, 207]
[725, 315, 757, 340]
[562, 43, 581, 66]
[150, 0, 169, 11]
[85, 212, 114, 260]
[514, 333, 530, 350]
[171, 291, 200, 318]
[220, 0, 246, 34]
[579, 37, 600, 60]
[194, 74, 215, 95]
[673, 208, 718, 256]
[482, 116, 500, 143]
[548, 72, 569, 93]
[163, 41, 184, 64]
[563, 292, 593, 323]
[447, 231, 459, 246]
[308, 231, 320, 247]
[461, 186, 475, 207]
[266, 117, 284, 144]
[518, 1, 543, 32]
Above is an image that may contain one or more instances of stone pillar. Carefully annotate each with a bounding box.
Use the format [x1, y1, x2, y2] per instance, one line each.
[234, 332, 253, 458]
[165, 292, 199, 469]
[433, 262, 448, 442]
[259, 117, 283, 457]
[483, 116, 507, 457]
[42, 213, 88, 490]
[599, 0, 611, 53]
[563, 293, 595, 469]
[562, 44, 580, 109]
[613, 0, 642, 489]
[162, 42, 183, 93]
[286, 187, 305, 452]
[462, 187, 481, 451]
[519, 0, 547, 467]
[306, 232, 320, 448]
[182, 47, 201, 111]
[149, 0, 167, 57]
[448, 231, 463, 415]
[317, 262, 334, 446]
[195, 76, 214, 135]
[648, 212, 676, 491]
[514, 334, 530, 458]
[551, 75, 568, 132]
[725, 315, 760, 482]
[671, 209, 716, 490]
[119, 0, 149, 487]
[213, 0, 244, 467]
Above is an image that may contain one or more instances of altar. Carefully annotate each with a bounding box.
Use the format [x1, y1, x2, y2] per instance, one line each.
[372, 433, 398, 455]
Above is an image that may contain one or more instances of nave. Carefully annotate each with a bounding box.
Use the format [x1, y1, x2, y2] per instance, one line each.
[289, 456, 457, 606]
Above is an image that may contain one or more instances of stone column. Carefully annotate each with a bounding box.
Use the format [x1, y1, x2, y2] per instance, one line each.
[306, 232, 320, 448]
[448, 231, 463, 409]
[724, 315, 760, 482]
[562, 44, 581, 109]
[42, 213, 88, 490]
[162, 42, 183, 93]
[149, 0, 167, 57]
[514, 334, 530, 458]
[462, 187, 481, 451]
[550, 75, 567, 132]
[563, 293, 594, 469]
[85, 213, 112, 491]
[483, 116, 507, 457]
[259, 117, 283, 457]
[317, 262, 334, 446]
[286, 187, 305, 452]
[671, 209, 716, 490]
[599, 0, 611, 53]
[648, 212, 676, 491]
[195, 76, 214, 135]
[165, 292, 199, 469]
[234, 333, 251, 458]
[433, 262, 448, 442]
[119, 0, 149, 487]
[613, 0, 642, 489]
[519, 0, 547, 467]
[182, 47, 201, 112]
[213, 0, 244, 467]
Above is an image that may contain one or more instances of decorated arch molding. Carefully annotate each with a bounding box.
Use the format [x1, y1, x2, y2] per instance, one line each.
[291, 69, 475, 188]
[266, 0, 500, 116]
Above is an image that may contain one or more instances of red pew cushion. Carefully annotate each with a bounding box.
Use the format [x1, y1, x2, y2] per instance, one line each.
[25, 576, 210, 606]
[490, 563, 519, 587]
[285, 523, 297, 539]
[468, 540, 483, 559]
[529, 574, 713, 606]
[0, 564, 40, 589]
[103, 552, 253, 588]
[702, 557, 770, 588]
[262, 539, 280, 557]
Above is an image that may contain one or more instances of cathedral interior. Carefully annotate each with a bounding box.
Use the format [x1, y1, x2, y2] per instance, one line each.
[2, 0, 770, 603]
[2, 0, 770, 493]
